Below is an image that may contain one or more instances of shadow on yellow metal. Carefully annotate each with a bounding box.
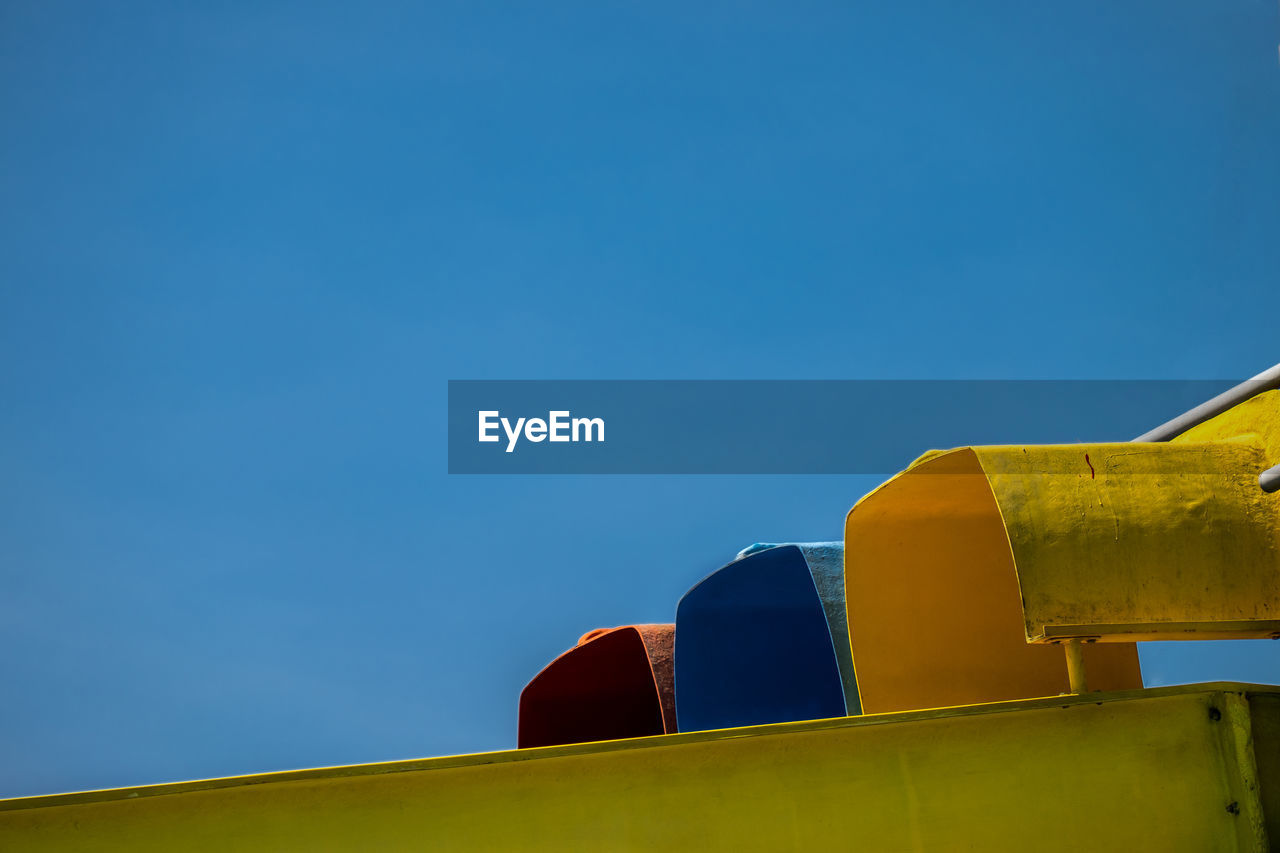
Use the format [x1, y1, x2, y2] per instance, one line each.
[0, 684, 1273, 852]
[845, 391, 1280, 715]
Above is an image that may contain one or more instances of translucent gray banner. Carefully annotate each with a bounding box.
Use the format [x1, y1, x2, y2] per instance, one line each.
[447, 380, 1253, 474]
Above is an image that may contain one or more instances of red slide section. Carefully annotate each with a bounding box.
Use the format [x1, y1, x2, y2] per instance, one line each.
[519, 625, 675, 748]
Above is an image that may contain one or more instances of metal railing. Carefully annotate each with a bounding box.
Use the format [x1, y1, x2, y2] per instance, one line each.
[1132, 361, 1280, 493]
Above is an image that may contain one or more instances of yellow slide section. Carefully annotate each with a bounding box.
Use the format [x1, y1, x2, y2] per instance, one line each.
[0, 684, 1274, 852]
[845, 391, 1280, 715]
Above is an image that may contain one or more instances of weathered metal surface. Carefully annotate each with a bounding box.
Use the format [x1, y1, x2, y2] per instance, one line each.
[978, 438, 1280, 643]
[518, 624, 674, 748]
[1249, 692, 1280, 847]
[977, 390, 1277, 644]
[675, 544, 849, 732]
[1, 684, 1273, 852]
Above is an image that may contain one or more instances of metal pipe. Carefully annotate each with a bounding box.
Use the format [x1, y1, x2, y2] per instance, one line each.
[1063, 640, 1088, 694]
[1133, 362, 1280, 443]
[1262, 463, 1280, 494]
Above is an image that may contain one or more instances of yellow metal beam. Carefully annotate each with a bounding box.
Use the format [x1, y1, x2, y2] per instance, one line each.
[0, 684, 1273, 852]
[1000, 390, 1280, 643]
[974, 431, 1280, 643]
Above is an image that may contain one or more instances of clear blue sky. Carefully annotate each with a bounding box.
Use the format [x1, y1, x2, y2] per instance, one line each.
[2, 1, 1278, 798]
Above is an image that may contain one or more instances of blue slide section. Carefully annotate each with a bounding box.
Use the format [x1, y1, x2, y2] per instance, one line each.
[674, 543, 851, 732]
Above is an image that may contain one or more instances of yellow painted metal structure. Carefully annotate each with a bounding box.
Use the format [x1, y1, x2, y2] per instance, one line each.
[844, 391, 1280, 714]
[0, 684, 1275, 852]
[8, 390, 1278, 849]
[843, 445, 1143, 713]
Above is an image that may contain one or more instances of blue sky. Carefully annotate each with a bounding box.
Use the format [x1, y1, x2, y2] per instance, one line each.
[2, 1, 1279, 798]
